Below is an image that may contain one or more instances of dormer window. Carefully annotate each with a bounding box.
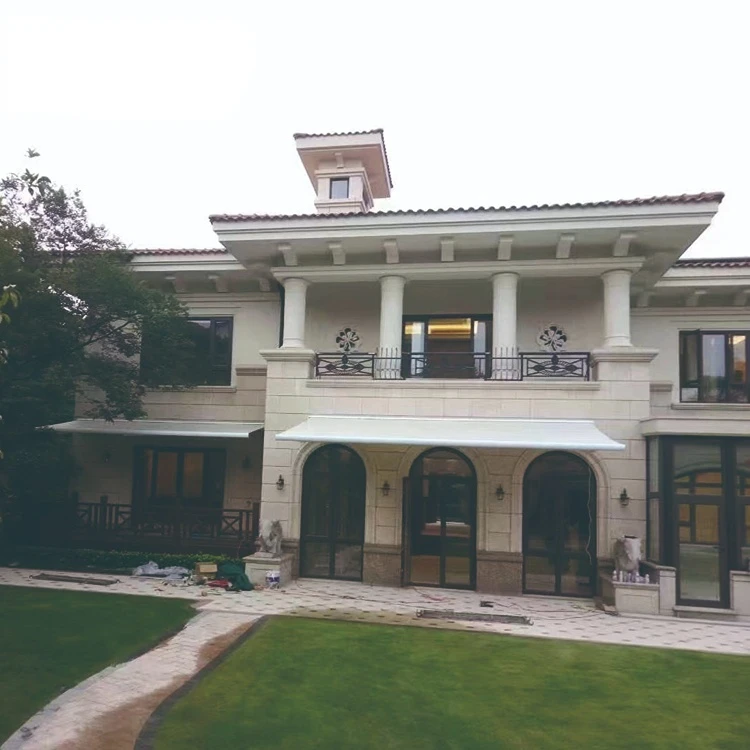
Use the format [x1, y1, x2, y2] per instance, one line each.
[329, 177, 350, 200]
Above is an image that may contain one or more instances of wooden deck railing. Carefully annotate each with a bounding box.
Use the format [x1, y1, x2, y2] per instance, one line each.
[17, 500, 261, 554]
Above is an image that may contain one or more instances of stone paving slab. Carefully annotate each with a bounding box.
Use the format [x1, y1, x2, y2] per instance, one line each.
[3, 566, 750, 749]
[2, 567, 749, 655]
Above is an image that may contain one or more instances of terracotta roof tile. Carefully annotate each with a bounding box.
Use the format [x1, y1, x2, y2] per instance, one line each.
[292, 128, 384, 139]
[211, 192, 724, 223]
[674, 257, 750, 269]
[129, 248, 229, 256]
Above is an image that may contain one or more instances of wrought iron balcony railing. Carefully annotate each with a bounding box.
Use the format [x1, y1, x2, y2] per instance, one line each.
[314, 351, 591, 381]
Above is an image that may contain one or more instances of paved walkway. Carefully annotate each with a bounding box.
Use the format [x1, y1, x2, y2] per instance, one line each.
[2, 607, 255, 750]
[2, 566, 750, 749]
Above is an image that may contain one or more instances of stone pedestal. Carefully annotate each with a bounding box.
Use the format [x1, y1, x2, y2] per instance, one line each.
[600, 572, 659, 616]
[243, 552, 295, 588]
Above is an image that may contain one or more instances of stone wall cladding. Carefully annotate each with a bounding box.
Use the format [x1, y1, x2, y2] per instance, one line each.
[363, 545, 402, 587]
[140, 371, 267, 422]
[261, 350, 653, 577]
[477, 552, 523, 594]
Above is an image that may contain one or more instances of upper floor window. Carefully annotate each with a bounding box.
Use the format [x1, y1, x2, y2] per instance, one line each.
[141, 316, 233, 387]
[680, 330, 748, 403]
[329, 177, 349, 199]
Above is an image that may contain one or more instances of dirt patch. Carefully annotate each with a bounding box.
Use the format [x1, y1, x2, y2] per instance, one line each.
[59, 621, 253, 750]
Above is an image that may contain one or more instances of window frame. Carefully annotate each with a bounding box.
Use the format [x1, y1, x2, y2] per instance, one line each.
[329, 177, 350, 200]
[679, 329, 750, 403]
[401, 314, 493, 380]
[132, 446, 227, 511]
[648, 436, 750, 608]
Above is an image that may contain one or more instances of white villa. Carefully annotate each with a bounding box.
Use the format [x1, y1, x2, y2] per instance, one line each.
[51, 129, 750, 619]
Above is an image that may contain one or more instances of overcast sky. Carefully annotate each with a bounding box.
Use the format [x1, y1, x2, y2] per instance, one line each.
[1, 1, 746, 256]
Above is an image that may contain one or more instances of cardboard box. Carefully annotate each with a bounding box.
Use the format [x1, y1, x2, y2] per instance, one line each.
[194, 562, 218, 579]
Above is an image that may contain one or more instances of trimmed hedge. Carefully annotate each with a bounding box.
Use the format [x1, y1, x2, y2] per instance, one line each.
[0, 546, 244, 573]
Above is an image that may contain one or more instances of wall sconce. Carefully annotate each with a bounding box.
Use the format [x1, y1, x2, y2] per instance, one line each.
[619, 488, 630, 507]
[276, 475, 285, 490]
[495, 484, 505, 502]
[379, 481, 391, 497]
[102, 450, 111, 464]
[241, 456, 252, 470]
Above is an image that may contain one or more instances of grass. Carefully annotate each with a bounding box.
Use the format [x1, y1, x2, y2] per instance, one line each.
[154, 616, 750, 750]
[0, 585, 194, 743]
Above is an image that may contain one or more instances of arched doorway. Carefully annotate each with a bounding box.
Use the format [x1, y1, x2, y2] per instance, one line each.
[523, 451, 597, 597]
[403, 448, 476, 589]
[300, 444, 366, 581]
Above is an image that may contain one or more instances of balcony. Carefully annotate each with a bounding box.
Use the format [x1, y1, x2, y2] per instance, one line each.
[314, 351, 591, 381]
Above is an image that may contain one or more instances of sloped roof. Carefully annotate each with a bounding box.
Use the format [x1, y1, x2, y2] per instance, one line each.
[129, 248, 229, 256]
[293, 128, 384, 138]
[210, 192, 724, 223]
[673, 257, 750, 269]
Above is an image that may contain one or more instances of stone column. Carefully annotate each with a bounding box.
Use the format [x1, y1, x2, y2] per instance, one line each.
[378, 276, 406, 377]
[281, 278, 309, 348]
[491, 272, 518, 355]
[601, 269, 632, 347]
[379, 275, 406, 352]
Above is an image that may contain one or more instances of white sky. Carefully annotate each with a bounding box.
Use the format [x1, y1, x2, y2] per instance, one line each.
[1, 1, 746, 256]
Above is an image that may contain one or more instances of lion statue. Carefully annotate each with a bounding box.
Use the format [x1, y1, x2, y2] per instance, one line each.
[256, 519, 283, 557]
[613, 535, 641, 573]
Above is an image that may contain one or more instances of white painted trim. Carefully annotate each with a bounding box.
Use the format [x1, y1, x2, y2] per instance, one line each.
[631, 307, 750, 317]
[212, 202, 720, 241]
[305, 378, 601, 391]
[271, 256, 646, 283]
[641, 417, 750, 436]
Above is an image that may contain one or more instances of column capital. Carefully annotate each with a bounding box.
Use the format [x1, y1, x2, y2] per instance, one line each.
[491, 271, 519, 281]
[600, 268, 633, 280]
[379, 274, 407, 286]
[283, 277, 310, 290]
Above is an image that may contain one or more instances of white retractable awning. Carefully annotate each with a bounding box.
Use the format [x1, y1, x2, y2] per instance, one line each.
[49, 419, 263, 439]
[276, 415, 624, 451]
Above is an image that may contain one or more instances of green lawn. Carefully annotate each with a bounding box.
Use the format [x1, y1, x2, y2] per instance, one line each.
[154, 617, 750, 750]
[0, 585, 194, 743]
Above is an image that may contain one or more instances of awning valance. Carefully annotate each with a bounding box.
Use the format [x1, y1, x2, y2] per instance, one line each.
[275, 415, 624, 452]
[49, 419, 263, 439]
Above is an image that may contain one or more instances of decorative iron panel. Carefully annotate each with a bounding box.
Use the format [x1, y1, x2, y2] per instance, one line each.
[315, 352, 375, 377]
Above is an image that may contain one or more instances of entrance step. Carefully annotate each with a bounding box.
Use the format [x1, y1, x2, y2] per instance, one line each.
[673, 605, 738, 622]
[593, 597, 619, 616]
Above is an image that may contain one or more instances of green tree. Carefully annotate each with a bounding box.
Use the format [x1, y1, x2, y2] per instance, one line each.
[0, 155, 198, 512]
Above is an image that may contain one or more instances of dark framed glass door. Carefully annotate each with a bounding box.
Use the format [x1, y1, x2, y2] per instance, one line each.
[300, 444, 366, 581]
[404, 448, 476, 589]
[523, 452, 596, 597]
[402, 315, 491, 379]
[670, 440, 729, 607]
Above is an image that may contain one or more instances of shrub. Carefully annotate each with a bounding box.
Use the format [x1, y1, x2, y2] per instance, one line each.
[0, 546, 244, 572]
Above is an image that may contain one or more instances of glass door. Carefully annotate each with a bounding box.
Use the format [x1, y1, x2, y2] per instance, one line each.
[300, 445, 366, 581]
[402, 316, 491, 379]
[523, 453, 596, 597]
[672, 441, 728, 606]
[405, 449, 476, 589]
